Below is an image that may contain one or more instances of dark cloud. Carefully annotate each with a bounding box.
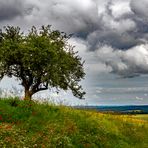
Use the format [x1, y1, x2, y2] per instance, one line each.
[0, 0, 23, 21]
[87, 30, 142, 50]
[1, 0, 148, 78]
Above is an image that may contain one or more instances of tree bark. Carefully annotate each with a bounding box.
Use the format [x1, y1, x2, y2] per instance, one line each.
[23, 81, 48, 100]
[24, 89, 32, 101]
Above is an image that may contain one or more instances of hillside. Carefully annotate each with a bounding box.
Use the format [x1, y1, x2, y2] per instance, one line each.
[0, 98, 148, 148]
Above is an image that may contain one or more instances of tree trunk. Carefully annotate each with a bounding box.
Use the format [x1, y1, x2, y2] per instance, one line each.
[24, 90, 32, 101]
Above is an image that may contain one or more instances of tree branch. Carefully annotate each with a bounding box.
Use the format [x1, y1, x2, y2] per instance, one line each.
[31, 79, 48, 95]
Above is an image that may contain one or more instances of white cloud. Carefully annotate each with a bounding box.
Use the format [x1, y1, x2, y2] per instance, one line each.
[96, 44, 148, 77]
[110, 0, 132, 18]
[135, 96, 143, 101]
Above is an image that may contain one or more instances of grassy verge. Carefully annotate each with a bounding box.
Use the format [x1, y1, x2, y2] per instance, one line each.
[0, 98, 148, 148]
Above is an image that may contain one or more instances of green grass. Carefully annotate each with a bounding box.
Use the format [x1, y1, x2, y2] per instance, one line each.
[0, 98, 148, 148]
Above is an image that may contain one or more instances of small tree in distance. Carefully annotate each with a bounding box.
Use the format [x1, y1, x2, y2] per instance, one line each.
[0, 25, 85, 100]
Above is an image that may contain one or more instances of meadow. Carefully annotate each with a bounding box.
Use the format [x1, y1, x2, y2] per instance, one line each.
[0, 98, 148, 147]
[132, 114, 148, 121]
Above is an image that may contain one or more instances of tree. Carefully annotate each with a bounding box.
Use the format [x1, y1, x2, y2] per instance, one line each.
[0, 25, 85, 100]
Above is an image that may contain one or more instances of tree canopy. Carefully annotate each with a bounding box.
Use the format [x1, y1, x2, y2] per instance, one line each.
[0, 25, 85, 100]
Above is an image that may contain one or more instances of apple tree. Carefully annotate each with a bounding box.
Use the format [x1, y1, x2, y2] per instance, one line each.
[0, 26, 85, 100]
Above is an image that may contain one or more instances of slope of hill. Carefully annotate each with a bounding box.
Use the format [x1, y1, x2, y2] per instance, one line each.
[0, 98, 148, 147]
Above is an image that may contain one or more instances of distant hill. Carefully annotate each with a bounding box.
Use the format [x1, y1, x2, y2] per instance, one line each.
[74, 105, 148, 114]
[0, 98, 148, 147]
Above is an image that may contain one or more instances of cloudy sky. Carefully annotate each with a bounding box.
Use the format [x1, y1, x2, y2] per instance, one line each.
[0, 0, 148, 105]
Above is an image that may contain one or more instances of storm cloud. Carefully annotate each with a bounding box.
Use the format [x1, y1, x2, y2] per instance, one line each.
[0, 0, 148, 77]
[0, 0, 33, 22]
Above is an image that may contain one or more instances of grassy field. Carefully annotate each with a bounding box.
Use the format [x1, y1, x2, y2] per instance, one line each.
[0, 98, 148, 148]
[132, 114, 148, 121]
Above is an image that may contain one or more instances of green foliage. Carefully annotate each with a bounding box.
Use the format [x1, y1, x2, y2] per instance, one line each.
[0, 98, 148, 147]
[0, 26, 85, 100]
